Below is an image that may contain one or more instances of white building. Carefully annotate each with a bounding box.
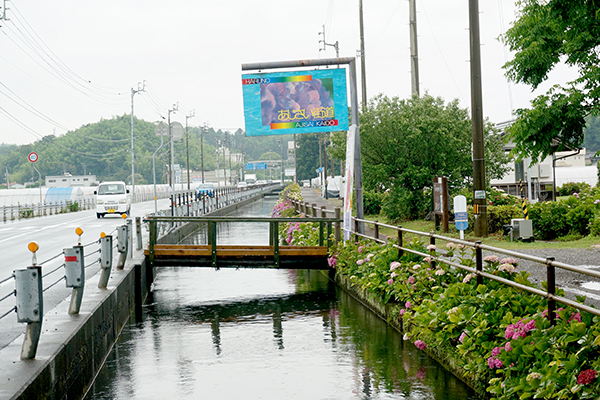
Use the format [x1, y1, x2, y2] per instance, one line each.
[45, 174, 97, 187]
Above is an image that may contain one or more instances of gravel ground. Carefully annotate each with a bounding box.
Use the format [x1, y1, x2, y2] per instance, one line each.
[481, 247, 600, 310]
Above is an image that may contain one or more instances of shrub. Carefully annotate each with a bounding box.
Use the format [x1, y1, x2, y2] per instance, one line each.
[528, 201, 571, 240]
[381, 186, 429, 222]
[590, 214, 600, 236]
[558, 182, 591, 196]
[363, 190, 386, 215]
[487, 205, 523, 234]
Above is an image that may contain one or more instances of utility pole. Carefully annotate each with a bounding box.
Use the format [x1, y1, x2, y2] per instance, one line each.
[201, 122, 206, 183]
[130, 81, 145, 202]
[409, 0, 420, 96]
[359, 0, 367, 108]
[323, 133, 329, 199]
[1, 0, 9, 22]
[185, 111, 195, 190]
[469, 0, 488, 236]
[168, 103, 179, 190]
[319, 25, 339, 57]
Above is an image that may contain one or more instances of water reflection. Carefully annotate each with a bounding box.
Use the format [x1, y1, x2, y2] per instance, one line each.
[86, 198, 480, 399]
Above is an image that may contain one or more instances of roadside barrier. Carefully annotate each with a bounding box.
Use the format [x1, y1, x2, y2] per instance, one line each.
[0, 221, 132, 360]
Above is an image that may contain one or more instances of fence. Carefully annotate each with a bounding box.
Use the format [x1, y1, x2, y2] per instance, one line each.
[2, 199, 95, 222]
[286, 197, 600, 322]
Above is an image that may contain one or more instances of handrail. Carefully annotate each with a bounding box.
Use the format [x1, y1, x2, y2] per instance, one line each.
[348, 216, 600, 320]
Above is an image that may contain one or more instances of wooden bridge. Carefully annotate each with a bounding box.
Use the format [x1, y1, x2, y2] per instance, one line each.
[144, 216, 340, 270]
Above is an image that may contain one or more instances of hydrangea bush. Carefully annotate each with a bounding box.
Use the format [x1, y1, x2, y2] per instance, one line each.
[314, 232, 600, 398]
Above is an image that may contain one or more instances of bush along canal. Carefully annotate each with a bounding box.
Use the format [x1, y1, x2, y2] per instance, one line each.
[84, 197, 479, 399]
[275, 185, 600, 399]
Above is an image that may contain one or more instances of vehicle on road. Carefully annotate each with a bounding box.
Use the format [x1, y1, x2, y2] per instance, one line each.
[196, 182, 215, 199]
[94, 181, 130, 218]
[237, 181, 248, 188]
[256, 179, 267, 185]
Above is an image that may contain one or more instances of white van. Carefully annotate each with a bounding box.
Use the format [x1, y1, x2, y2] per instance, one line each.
[94, 181, 131, 218]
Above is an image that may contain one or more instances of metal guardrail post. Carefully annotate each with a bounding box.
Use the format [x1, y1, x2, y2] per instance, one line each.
[15, 261, 43, 359]
[319, 206, 326, 247]
[116, 224, 128, 270]
[397, 226, 403, 259]
[148, 220, 157, 267]
[374, 221, 379, 241]
[334, 207, 341, 242]
[475, 241, 483, 286]
[429, 232, 436, 269]
[64, 246, 85, 314]
[354, 218, 359, 243]
[136, 217, 142, 250]
[311, 203, 317, 217]
[547, 257, 556, 325]
[209, 221, 217, 269]
[98, 235, 113, 289]
[273, 221, 279, 267]
[127, 219, 133, 258]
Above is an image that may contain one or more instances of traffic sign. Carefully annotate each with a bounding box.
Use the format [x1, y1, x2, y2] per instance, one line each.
[28, 152, 38, 163]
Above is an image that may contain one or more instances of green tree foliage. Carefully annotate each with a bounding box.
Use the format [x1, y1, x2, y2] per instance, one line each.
[359, 94, 509, 220]
[583, 116, 600, 154]
[501, 0, 600, 162]
[295, 133, 320, 181]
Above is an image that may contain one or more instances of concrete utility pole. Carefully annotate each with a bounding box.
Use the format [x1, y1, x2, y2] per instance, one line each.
[469, 0, 488, 236]
[359, 0, 367, 108]
[1, 0, 9, 22]
[409, 0, 420, 96]
[168, 103, 179, 190]
[185, 111, 195, 190]
[130, 81, 145, 202]
[201, 122, 207, 183]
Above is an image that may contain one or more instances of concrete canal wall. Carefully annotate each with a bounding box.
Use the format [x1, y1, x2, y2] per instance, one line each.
[0, 191, 271, 400]
[333, 272, 488, 397]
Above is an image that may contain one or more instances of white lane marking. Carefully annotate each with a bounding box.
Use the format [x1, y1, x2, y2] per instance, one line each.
[0, 215, 93, 244]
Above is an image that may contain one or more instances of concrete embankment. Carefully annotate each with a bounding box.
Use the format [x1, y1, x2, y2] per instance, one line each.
[0, 191, 269, 400]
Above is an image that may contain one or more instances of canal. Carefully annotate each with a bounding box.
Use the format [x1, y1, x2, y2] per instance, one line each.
[85, 197, 480, 399]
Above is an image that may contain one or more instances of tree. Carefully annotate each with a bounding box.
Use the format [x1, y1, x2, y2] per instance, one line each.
[583, 116, 600, 154]
[501, 0, 600, 162]
[358, 94, 508, 220]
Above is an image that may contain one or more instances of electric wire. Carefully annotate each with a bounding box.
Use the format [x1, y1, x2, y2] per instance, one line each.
[496, 0, 514, 117]
[368, 0, 402, 51]
[419, 0, 466, 105]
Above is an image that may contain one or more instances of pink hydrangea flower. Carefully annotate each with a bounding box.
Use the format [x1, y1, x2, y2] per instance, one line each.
[414, 340, 427, 350]
[390, 261, 401, 270]
[400, 309, 405, 316]
[462, 273, 475, 283]
[458, 332, 467, 343]
[407, 276, 415, 284]
[387, 278, 394, 285]
[577, 369, 598, 385]
[358, 246, 364, 253]
[405, 301, 412, 309]
[391, 272, 398, 278]
[500, 257, 518, 265]
[505, 341, 512, 351]
[356, 259, 364, 266]
[427, 244, 437, 251]
[568, 312, 582, 323]
[327, 256, 337, 267]
[483, 255, 499, 263]
[435, 269, 445, 276]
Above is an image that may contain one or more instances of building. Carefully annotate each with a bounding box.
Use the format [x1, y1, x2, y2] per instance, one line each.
[45, 174, 97, 188]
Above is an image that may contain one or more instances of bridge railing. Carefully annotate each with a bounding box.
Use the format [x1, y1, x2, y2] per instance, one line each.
[1, 199, 95, 222]
[145, 216, 340, 268]
[347, 216, 600, 322]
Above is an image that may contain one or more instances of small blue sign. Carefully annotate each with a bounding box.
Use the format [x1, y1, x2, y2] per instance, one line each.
[245, 163, 255, 170]
[454, 211, 468, 231]
[256, 162, 267, 170]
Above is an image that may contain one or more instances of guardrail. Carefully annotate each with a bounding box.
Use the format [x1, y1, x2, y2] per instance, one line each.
[0, 223, 132, 359]
[285, 196, 600, 321]
[2, 199, 95, 222]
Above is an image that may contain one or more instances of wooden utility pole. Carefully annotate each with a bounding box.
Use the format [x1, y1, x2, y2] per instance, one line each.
[469, 0, 488, 236]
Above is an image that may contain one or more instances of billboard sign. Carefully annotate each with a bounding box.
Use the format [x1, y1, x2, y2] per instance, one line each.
[242, 69, 349, 136]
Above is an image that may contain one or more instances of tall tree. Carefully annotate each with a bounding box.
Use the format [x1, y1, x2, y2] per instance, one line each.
[501, 0, 600, 161]
[359, 94, 508, 220]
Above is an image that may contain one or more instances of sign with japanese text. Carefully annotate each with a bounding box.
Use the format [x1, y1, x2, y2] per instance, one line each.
[241, 69, 349, 136]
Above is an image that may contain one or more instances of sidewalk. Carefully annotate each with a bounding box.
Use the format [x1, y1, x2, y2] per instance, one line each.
[299, 187, 342, 214]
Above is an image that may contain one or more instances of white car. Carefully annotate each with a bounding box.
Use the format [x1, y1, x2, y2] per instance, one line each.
[94, 181, 130, 218]
[237, 181, 248, 188]
[256, 180, 267, 185]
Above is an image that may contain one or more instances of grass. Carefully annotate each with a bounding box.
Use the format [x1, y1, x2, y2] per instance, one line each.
[362, 214, 600, 250]
[303, 191, 600, 250]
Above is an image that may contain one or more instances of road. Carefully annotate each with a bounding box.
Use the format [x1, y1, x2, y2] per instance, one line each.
[0, 198, 171, 349]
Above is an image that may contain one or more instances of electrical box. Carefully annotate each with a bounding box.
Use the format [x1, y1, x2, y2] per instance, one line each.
[511, 219, 533, 241]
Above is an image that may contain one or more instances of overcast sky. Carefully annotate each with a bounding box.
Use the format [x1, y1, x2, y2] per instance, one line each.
[0, 0, 576, 146]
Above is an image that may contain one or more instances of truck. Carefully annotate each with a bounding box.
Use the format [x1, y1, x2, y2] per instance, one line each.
[244, 174, 257, 185]
[94, 181, 131, 218]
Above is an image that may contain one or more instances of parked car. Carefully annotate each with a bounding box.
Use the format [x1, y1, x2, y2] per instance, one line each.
[196, 183, 215, 198]
[237, 181, 248, 188]
[256, 179, 267, 185]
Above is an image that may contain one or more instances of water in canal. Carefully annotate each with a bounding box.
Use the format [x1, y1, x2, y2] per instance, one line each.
[86, 198, 480, 400]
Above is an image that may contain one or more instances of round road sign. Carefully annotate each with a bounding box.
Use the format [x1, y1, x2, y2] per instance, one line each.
[28, 152, 39, 163]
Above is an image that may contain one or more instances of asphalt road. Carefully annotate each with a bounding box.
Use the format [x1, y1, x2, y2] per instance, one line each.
[0, 199, 171, 350]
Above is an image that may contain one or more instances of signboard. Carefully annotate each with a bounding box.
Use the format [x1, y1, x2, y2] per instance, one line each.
[255, 162, 267, 170]
[453, 195, 468, 239]
[28, 152, 38, 163]
[242, 69, 349, 136]
[432, 177, 449, 232]
[245, 163, 255, 170]
[343, 125, 357, 240]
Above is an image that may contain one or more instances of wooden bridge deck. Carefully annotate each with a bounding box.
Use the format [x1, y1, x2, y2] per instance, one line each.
[145, 244, 330, 269]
